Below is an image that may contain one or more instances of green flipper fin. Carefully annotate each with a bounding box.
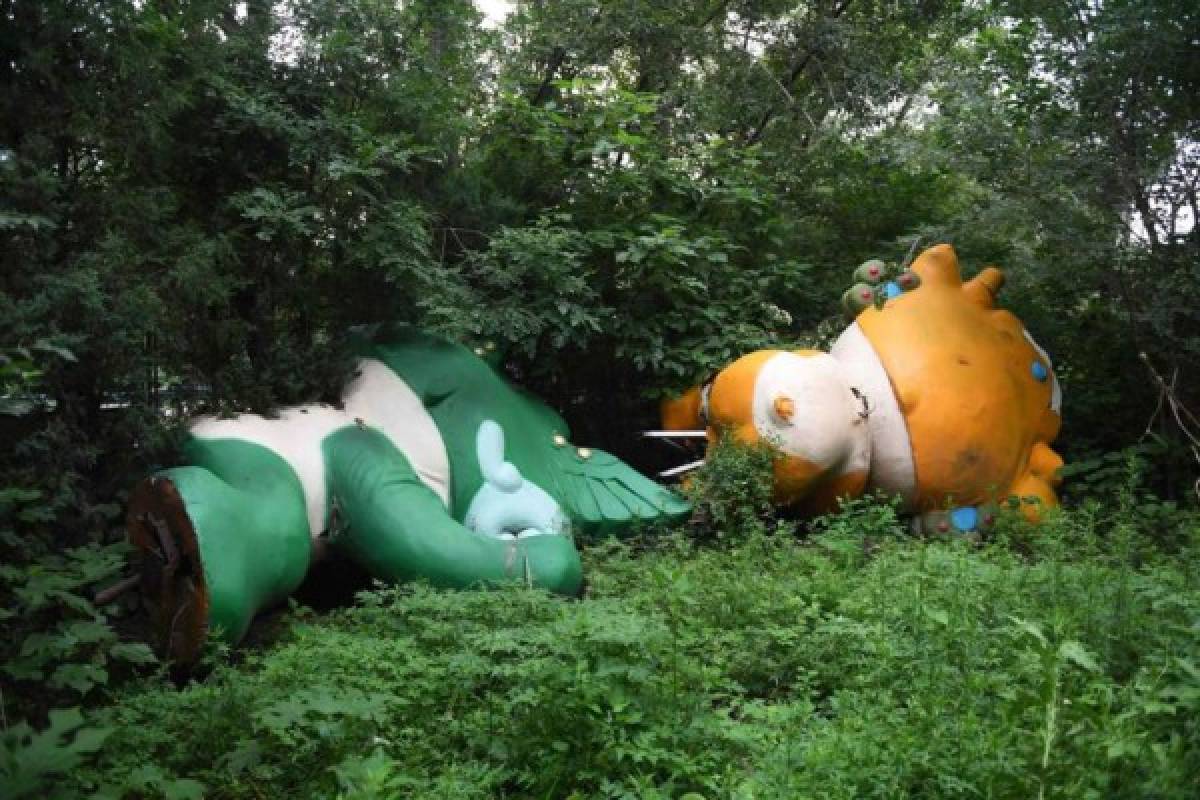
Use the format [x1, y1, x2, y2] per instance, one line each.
[550, 448, 692, 538]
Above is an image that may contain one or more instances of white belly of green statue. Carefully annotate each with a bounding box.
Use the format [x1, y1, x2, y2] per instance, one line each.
[341, 359, 451, 503]
[188, 359, 451, 544]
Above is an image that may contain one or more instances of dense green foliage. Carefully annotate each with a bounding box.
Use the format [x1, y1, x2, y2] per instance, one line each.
[7, 493, 1199, 799]
[2, 1, 1199, 797]
[3, 0, 1198, 499]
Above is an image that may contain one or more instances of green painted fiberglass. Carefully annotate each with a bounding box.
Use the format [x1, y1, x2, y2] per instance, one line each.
[128, 327, 690, 661]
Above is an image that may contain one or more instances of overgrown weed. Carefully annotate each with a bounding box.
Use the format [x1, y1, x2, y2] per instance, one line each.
[4, 458, 1199, 798]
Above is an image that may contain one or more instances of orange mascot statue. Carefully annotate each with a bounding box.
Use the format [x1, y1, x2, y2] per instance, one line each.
[659, 244, 1064, 534]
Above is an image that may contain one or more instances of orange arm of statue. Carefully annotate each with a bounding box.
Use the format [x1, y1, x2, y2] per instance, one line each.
[1006, 442, 1065, 521]
[963, 267, 1005, 309]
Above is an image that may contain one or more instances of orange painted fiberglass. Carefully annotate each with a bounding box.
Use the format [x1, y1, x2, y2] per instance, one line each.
[659, 244, 1064, 534]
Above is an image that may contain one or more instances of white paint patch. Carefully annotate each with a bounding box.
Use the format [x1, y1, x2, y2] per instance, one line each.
[191, 405, 352, 541]
[1022, 330, 1062, 414]
[341, 359, 451, 506]
[831, 323, 918, 508]
[751, 352, 871, 477]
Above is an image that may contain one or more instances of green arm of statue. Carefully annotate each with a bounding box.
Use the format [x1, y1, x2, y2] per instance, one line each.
[322, 426, 583, 595]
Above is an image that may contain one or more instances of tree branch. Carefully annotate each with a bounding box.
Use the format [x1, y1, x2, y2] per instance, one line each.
[531, 45, 566, 106]
[743, 0, 854, 145]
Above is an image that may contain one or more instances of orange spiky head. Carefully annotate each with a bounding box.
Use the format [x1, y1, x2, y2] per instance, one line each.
[659, 244, 1065, 525]
[849, 244, 1063, 519]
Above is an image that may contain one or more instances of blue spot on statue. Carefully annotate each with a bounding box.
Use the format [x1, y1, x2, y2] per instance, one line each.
[950, 506, 979, 532]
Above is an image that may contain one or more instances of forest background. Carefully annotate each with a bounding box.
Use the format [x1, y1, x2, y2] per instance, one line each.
[1, 1, 1199, 798]
[4, 0, 1200, 529]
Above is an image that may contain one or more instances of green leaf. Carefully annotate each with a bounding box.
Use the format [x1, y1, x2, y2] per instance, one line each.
[31, 341, 77, 362]
[162, 778, 206, 800]
[1008, 615, 1048, 647]
[49, 663, 109, 694]
[0, 708, 111, 799]
[0, 212, 56, 231]
[924, 607, 950, 626]
[218, 740, 263, 775]
[0, 397, 36, 416]
[110, 642, 158, 665]
[1058, 640, 1101, 673]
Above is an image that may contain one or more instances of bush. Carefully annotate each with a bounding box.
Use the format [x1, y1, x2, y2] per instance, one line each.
[0, 543, 156, 716]
[23, 498, 1194, 800]
[681, 435, 780, 543]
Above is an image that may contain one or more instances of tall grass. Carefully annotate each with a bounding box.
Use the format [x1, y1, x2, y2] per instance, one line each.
[34, 489, 1198, 800]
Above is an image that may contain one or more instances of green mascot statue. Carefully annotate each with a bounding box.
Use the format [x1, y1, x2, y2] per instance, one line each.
[128, 327, 690, 661]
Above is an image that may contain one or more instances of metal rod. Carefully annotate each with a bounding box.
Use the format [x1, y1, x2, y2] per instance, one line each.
[659, 459, 706, 478]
